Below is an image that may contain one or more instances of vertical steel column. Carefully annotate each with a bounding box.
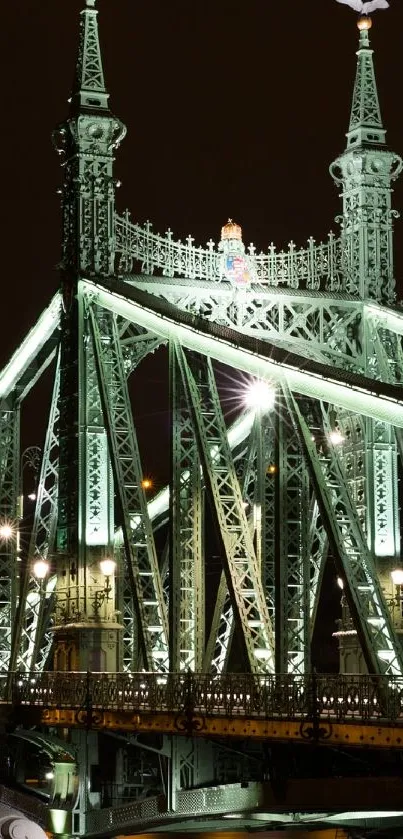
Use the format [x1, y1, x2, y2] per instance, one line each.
[89, 304, 168, 672]
[288, 390, 403, 676]
[0, 398, 19, 674]
[10, 351, 61, 674]
[275, 394, 310, 674]
[169, 341, 204, 672]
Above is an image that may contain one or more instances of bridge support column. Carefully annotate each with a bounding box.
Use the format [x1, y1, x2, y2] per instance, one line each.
[168, 737, 214, 812]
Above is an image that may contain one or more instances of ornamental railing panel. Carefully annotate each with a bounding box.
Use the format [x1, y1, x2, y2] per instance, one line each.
[115, 213, 345, 292]
[5, 671, 403, 724]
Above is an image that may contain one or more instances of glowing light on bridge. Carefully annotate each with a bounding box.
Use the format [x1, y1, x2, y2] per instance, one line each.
[32, 558, 50, 580]
[391, 569, 403, 586]
[0, 521, 15, 541]
[244, 380, 275, 413]
[329, 429, 344, 445]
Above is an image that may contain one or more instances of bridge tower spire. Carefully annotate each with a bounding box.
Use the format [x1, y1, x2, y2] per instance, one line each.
[72, 0, 109, 114]
[52, 0, 126, 677]
[330, 15, 402, 303]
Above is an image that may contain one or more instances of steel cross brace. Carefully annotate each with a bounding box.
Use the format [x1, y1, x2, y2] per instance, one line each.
[169, 341, 204, 672]
[286, 389, 403, 676]
[9, 351, 61, 675]
[175, 344, 274, 674]
[0, 398, 19, 674]
[89, 303, 169, 672]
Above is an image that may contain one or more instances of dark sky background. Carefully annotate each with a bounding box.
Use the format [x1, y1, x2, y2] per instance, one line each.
[3, 0, 403, 459]
[2, 0, 403, 370]
[3, 1, 403, 667]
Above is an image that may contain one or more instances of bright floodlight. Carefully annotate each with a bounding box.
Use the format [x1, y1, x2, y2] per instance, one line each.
[391, 568, 403, 586]
[33, 558, 50, 580]
[0, 523, 13, 540]
[245, 380, 275, 413]
[100, 558, 116, 577]
[337, 577, 344, 590]
[329, 430, 344, 445]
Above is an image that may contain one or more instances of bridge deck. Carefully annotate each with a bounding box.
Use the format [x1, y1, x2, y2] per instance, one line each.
[4, 671, 403, 748]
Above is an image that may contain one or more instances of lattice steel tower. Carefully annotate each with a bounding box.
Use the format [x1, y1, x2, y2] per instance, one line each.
[2, 3, 403, 836]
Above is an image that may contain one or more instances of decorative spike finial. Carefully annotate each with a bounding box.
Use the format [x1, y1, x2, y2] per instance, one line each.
[71, 0, 109, 112]
[346, 9, 385, 148]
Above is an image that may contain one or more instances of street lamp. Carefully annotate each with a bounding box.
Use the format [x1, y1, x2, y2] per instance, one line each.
[391, 569, 403, 586]
[93, 558, 116, 616]
[329, 430, 344, 446]
[33, 558, 50, 580]
[0, 522, 14, 541]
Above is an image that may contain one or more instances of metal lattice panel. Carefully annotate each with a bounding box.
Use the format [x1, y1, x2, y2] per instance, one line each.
[0, 400, 19, 674]
[170, 342, 204, 671]
[10, 351, 61, 674]
[288, 390, 403, 676]
[176, 346, 275, 674]
[89, 303, 168, 671]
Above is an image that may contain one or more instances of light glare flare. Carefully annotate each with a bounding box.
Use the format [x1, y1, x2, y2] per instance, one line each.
[33, 558, 50, 580]
[0, 522, 14, 541]
[244, 380, 275, 413]
[100, 557, 116, 577]
[391, 568, 403, 586]
[329, 429, 344, 445]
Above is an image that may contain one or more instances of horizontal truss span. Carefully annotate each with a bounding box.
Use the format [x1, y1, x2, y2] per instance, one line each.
[86, 277, 403, 428]
[6, 671, 403, 728]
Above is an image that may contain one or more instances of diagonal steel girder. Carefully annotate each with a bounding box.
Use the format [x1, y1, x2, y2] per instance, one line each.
[83, 279, 403, 429]
[286, 389, 403, 677]
[8, 350, 61, 676]
[169, 342, 204, 672]
[175, 344, 275, 674]
[89, 305, 169, 672]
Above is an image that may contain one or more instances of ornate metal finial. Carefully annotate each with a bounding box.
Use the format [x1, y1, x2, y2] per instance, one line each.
[72, 0, 109, 112]
[357, 13, 372, 29]
[334, 0, 389, 13]
[221, 219, 242, 242]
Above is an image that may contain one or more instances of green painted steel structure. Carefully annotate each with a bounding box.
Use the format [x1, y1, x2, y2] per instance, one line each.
[2, 2, 403, 836]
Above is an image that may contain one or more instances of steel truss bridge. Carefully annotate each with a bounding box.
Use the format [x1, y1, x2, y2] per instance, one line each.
[2, 3, 403, 838]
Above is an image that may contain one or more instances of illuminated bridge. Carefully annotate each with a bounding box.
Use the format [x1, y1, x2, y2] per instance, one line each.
[4, 670, 403, 750]
[2, 2, 403, 837]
